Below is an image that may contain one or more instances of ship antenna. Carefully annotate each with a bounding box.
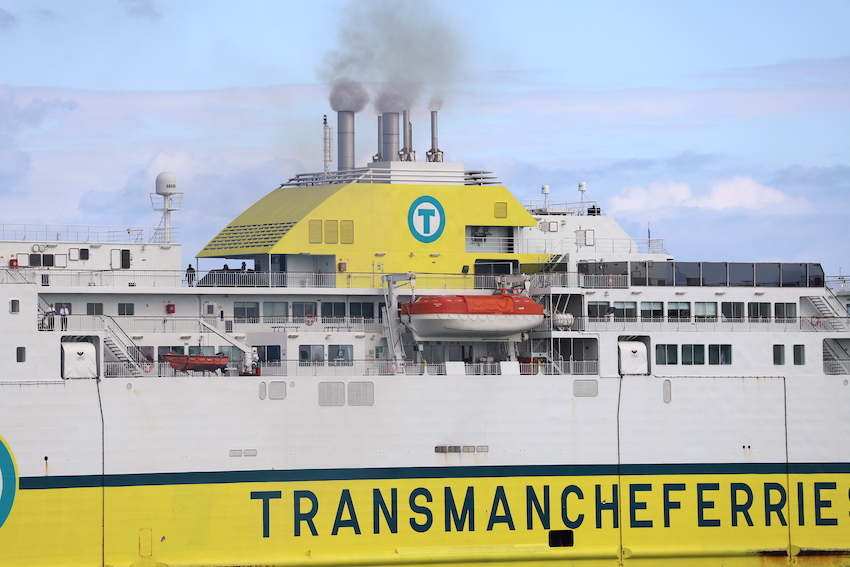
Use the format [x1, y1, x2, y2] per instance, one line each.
[323, 115, 333, 179]
[578, 181, 587, 214]
[151, 172, 183, 244]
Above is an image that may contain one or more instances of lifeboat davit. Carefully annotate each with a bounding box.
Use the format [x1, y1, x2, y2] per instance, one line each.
[401, 288, 544, 340]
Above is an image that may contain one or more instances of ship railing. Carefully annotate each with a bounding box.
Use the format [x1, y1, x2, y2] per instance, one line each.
[580, 274, 630, 288]
[10, 268, 494, 290]
[103, 358, 598, 378]
[33, 314, 389, 334]
[0, 223, 175, 244]
[514, 237, 667, 257]
[531, 315, 850, 333]
[519, 360, 598, 375]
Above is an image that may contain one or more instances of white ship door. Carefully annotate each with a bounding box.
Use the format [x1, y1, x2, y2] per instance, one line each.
[618, 341, 648, 375]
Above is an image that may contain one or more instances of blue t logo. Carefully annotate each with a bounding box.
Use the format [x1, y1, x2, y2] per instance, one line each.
[0, 437, 16, 529]
[408, 196, 445, 243]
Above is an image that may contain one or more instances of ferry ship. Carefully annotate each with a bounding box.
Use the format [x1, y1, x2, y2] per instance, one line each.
[0, 107, 848, 567]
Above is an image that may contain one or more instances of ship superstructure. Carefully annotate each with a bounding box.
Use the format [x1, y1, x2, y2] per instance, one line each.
[0, 108, 847, 567]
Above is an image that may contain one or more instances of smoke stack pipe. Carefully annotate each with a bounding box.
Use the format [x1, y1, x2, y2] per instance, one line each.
[337, 111, 355, 171]
[381, 112, 399, 162]
[400, 110, 413, 161]
[426, 110, 443, 163]
[373, 116, 383, 162]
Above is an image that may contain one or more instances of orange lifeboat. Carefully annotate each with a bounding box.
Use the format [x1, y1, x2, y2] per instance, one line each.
[401, 288, 544, 340]
[162, 353, 229, 372]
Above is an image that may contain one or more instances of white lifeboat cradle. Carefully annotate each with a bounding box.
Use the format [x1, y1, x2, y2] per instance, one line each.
[384, 272, 547, 371]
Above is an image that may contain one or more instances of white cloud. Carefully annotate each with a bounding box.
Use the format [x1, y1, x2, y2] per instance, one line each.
[691, 176, 811, 214]
[607, 180, 693, 217]
[606, 176, 812, 219]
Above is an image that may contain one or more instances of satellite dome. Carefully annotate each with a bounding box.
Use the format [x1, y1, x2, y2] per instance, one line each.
[155, 172, 177, 196]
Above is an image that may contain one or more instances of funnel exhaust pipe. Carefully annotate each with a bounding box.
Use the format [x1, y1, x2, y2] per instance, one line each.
[426, 110, 443, 163]
[381, 112, 399, 162]
[400, 110, 415, 161]
[337, 111, 355, 171]
[372, 116, 383, 162]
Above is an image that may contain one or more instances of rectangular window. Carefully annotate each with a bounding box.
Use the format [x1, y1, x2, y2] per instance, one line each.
[668, 301, 691, 321]
[188, 345, 215, 356]
[682, 344, 705, 365]
[299, 344, 324, 365]
[16, 346, 25, 362]
[349, 302, 374, 319]
[79, 248, 90, 260]
[157, 346, 184, 361]
[9, 299, 20, 313]
[613, 301, 636, 319]
[42, 254, 54, 267]
[118, 303, 134, 316]
[217, 346, 240, 363]
[588, 301, 610, 319]
[321, 302, 346, 318]
[775, 302, 797, 321]
[640, 301, 663, 320]
[773, 344, 785, 365]
[234, 301, 259, 322]
[139, 346, 154, 363]
[709, 344, 732, 365]
[721, 302, 744, 322]
[262, 301, 288, 323]
[748, 302, 771, 322]
[256, 345, 282, 362]
[292, 302, 317, 318]
[793, 344, 805, 365]
[86, 303, 103, 315]
[656, 344, 677, 365]
[329, 344, 353, 366]
[695, 302, 717, 321]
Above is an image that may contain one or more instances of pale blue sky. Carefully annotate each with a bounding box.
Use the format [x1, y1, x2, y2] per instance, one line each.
[1, 0, 848, 275]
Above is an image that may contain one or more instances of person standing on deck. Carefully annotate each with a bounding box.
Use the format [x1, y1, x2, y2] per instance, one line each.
[59, 304, 69, 331]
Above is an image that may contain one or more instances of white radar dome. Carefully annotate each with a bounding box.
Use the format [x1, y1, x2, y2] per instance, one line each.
[155, 172, 178, 196]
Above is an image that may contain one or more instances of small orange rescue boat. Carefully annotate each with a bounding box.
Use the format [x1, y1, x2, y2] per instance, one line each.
[401, 288, 544, 340]
[162, 353, 229, 372]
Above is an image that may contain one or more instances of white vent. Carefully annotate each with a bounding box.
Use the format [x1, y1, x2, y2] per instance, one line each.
[348, 381, 374, 406]
[573, 379, 598, 397]
[258, 381, 267, 400]
[319, 382, 345, 406]
[268, 381, 286, 400]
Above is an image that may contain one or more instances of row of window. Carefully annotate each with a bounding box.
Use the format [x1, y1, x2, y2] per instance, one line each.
[774, 344, 806, 365]
[591, 301, 797, 320]
[655, 343, 807, 366]
[656, 344, 733, 365]
[142, 344, 355, 364]
[580, 261, 824, 287]
[233, 301, 380, 320]
[14, 249, 91, 268]
[40, 301, 382, 319]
